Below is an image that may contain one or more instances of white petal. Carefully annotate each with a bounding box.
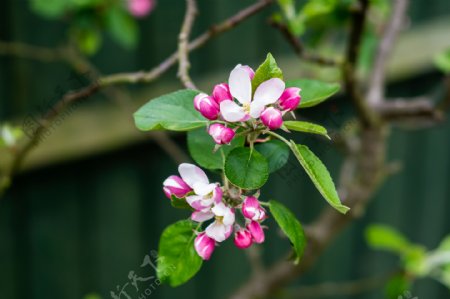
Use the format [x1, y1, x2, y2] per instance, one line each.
[205, 221, 227, 242]
[220, 100, 247, 122]
[211, 202, 227, 217]
[229, 65, 251, 104]
[191, 211, 214, 222]
[253, 78, 285, 106]
[192, 182, 216, 196]
[249, 101, 266, 118]
[222, 209, 235, 226]
[179, 163, 209, 188]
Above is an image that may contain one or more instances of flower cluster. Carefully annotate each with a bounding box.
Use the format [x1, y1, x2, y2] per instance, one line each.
[194, 64, 301, 145]
[163, 163, 268, 260]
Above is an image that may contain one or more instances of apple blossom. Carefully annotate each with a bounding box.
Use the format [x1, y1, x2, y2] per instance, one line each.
[220, 64, 285, 122]
[127, 0, 155, 18]
[247, 221, 265, 244]
[234, 228, 253, 249]
[205, 202, 235, 242]
[162, 175, 192, 199]
[212, 83, 233, 103]
[260, 107, 283, 130]
[278, 87, 301, 111]
[242, 196, 267, 221]
[208, 123, 235, 145]
[194, 232, 215, 260]
[194, 93, 220, 120]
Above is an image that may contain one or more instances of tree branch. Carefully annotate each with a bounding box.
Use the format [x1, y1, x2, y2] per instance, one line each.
[268, 19, 339, 67]
[343, 0, 381, 128]
[367, 0, 410, 105]
[178, 0, 198, 89]
[99, 0, 274, 86]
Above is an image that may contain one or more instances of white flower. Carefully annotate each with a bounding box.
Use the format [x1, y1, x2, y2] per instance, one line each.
[205, 202, 235, 242]
[220, 64, 285, 122]
[178, 163, 222, 212]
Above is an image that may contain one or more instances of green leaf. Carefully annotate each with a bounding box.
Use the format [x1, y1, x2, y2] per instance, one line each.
[106, 6, 138, 50]
[365, 224, 412, 254]
[384, 274, 411, 299]
[290, 142, 349, 214]
[134, 90, 208, 131]
[255, 140, 290, 173]
[301, 0, 338, 19]
[284, 121, 330, 139]
[30, 0, 71, 18]
[434, 48, 450, 74]
[187, 128, 245, 170]
[286, 79, 340, 108]
[224, 147, 269, 190]
[252, 53, 283, 92]
[269, 200, 306, 264]
[170, 195, 193, 210]
[74, 27, 102, 55]
[157, 220, 202, 287]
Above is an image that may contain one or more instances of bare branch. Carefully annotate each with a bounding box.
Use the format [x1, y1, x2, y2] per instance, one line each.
[269, 20, 339, 67]
[367, 0, 410, 105]
[0, 40, 65, 62]
[178, 0, 199, 89]
[100, 0, 274, 86]
[343, 0, 381, 128]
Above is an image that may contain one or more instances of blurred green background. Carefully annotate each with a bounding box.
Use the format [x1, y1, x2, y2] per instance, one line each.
[1, 0, 450, 299]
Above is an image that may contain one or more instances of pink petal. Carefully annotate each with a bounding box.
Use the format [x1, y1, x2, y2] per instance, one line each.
[191, 211, 215, 222]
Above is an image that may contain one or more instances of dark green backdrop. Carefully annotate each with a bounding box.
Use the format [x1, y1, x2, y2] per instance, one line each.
[1, 1, 450, 299]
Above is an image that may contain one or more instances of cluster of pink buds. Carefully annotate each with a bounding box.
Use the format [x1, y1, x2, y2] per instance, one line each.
[163, 163, 268, 260]
[127, 0, 155, 18]
[193, 64, 301, 144]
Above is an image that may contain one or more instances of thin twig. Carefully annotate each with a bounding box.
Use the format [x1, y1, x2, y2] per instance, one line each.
[99, 0, 274, 86]
[0, 40, 65, 61]
[367, 0, 410, 105]
[342, 0, 380, 127]
[178, 0, 198, 89]
[269, 19, 339, 67]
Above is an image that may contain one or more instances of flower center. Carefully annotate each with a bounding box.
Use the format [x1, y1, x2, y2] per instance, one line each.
[215, 215, 224, 223]
[243, 103, 251, 114]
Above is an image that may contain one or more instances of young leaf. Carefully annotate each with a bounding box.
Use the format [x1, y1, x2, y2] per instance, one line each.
[365, 224, 412, 255]
[187, 128, 245, 170]
[224, 147, 269, 190]
[157, 220, 202, 287]
[269, 200, 306, 264]
[284, 121, 330, 139]
[255, 140, 290, 173]
[434, 48, 450, 74]
[134, 89, 207, 131]
[286, 79, 340, 108]
[106, 6, 138, 50]
[251, 53, 283, 92]
[290, 141, 349, 214]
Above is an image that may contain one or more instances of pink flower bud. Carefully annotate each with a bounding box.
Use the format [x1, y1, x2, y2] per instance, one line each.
[208, 124, 236, 145]
[234, 228, 253, 249]
[163, 175, 192, 199]
[247, 221, 265, 244]
[212, 83, 232, 104]
[242, 196, 266, 221]
[194, 232, 215, 260]
[260, 107, 283, 130]
[278, 87, 301, 111]
[194, 93, 220, 120]
[127, 0, 155, 18]
[241, 65, 255, 80]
